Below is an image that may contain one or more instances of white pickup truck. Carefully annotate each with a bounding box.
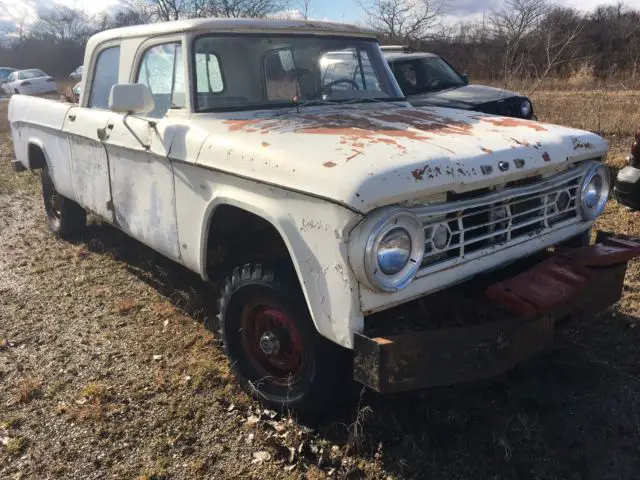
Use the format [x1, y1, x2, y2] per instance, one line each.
[9, 18, 640, 413]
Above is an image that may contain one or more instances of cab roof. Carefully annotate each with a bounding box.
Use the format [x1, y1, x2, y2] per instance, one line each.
[87, 18, 377, 50]
[383, 52, 438, 62]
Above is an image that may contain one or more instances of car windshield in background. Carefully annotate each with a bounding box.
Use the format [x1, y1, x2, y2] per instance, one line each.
[192, 35, 404, 112]
[392, 57, 465, 95]
[19, 70, 47, 80]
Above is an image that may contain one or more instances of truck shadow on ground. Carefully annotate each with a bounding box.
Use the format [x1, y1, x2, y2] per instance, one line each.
[80, 220, 640, 480]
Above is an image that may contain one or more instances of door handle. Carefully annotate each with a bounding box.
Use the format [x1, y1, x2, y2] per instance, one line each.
[68, 114, 76, 121]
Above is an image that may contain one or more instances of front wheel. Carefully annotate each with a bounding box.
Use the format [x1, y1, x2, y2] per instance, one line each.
[217, 264, 352, 414]
[41, 165, 86, 239]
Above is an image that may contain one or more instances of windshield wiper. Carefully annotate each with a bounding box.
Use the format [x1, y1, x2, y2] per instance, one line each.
[296, 99, 342, 107]
[341, 97, 406, 106]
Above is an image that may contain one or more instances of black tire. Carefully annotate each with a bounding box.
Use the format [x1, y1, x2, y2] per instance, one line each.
[217, 264, 352, 414]
[41, 165, 86, 239]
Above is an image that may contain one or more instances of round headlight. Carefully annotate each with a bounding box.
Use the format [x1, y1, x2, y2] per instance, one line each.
[377, 228, 412, 275]
[362, 211, 426, 292]
[520, 100, 532, 118]
[579, 163, 610, 220]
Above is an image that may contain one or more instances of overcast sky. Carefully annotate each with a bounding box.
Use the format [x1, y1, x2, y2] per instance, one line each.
[1, 0, 639, 33]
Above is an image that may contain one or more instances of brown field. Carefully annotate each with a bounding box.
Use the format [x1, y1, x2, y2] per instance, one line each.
[2, 93, 640, 479]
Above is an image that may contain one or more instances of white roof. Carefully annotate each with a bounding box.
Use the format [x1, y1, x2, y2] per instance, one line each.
[87, 18, 376, 51]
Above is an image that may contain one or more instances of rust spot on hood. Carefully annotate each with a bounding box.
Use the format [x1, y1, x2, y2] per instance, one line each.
[323, 161, 337, 168]
[571, 136, 595, 150]
[411, 164, 449, 181]
[482, 117, 547, 132]
[510, 137, 530, 147]
[542, 152, 551, 162]
[481, 147, 493, 154]
[223, 109, 476, 159]
[261, 141, 270, 147]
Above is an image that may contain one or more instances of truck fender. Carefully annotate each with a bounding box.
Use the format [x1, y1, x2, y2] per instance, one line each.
[199, 195, 361, 349]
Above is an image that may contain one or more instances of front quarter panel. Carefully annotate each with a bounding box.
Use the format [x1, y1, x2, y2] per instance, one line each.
[172, 161, 364, 348]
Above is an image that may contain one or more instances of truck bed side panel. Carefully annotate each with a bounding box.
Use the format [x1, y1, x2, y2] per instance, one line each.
[8, 95, 75, 199]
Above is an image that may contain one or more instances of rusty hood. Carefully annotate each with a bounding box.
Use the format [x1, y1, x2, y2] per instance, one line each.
[191, 105, 608, 213]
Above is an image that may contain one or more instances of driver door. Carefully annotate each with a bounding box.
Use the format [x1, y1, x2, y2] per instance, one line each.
[102, 41, 184, 262]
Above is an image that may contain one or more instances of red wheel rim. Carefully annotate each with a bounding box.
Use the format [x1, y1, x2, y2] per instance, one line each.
[240, 304, 305, 386]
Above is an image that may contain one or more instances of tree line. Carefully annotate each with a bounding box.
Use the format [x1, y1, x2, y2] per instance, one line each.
[0, 0, 638, 87]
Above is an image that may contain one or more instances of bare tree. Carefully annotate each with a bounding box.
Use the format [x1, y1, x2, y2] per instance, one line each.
[297, 0, 312, 20]
[206, 0, 292, 18]
[143, 0, 290, 20]
[31, 6, 92, 43]
[361, 0, 448, 42]
[528, 7, 584, 94]
[490, 0, 549, 85]
[0, 0, 34, 41]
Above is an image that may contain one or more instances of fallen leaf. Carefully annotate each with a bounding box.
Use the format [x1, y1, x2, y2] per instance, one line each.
[266, 420, 286, 433]
[152, 355, 162, 361]
[0, 436, 9, 446]
[227, 403, 235, 412]
[252, 451, 271, 464]
[246, 415, 260, 426]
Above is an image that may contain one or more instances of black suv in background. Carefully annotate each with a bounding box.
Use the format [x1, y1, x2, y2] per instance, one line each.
[381, 46, 536, 120]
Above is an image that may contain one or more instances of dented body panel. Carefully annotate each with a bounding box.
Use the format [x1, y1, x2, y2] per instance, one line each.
[7, 19, 614, 357]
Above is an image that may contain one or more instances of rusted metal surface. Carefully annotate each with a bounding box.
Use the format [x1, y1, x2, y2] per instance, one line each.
[486, 258, 593, 317]
[487, 233, 640, 316]
[354, 315, 555, 393]
[354, 251, 630, 393]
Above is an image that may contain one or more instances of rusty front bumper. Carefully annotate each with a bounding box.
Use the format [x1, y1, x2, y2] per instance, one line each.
[354, 232, 640, 393]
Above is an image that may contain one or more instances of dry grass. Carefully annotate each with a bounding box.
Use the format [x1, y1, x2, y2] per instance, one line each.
[15, 376, 42, 404]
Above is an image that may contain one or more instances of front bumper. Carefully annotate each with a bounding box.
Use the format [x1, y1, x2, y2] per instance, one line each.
[354, 231, 640, 393]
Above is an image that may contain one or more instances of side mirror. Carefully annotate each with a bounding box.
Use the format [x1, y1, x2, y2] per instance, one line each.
[109, 84, 154, 114]
[461, 73, 469, 85]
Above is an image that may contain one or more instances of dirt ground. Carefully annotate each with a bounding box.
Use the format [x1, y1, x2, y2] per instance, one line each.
[3, 95, 640, 480]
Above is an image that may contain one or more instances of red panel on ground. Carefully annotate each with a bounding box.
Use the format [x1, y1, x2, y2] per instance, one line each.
[486, 258, 590, 317]
[488, 235, 640, 316]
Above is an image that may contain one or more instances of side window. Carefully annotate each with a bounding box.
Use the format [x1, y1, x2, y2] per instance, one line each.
[137, 43, 185, 118]
[195, 53, 224, 94]
[89, 46, 120, 109]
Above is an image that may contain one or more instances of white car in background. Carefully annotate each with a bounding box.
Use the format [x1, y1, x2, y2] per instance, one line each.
[3, 69, 57, 96]
[69, 66, 83, 80]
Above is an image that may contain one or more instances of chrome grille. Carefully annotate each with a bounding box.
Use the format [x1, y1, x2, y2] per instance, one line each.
[414, 165, 587, 279]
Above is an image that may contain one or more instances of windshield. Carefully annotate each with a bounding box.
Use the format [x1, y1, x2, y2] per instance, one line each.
[19, 70, 47, 80]
[192, 35, 403, 112]
[392, 57, 464, 95]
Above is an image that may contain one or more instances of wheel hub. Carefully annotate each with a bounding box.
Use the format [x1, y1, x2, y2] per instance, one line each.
[240, 304, 306, 385]
[259, 330, 281, 355]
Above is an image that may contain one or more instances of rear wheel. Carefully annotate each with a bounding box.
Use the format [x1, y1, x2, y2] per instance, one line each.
[217, 264, 351, 414]
[41, 165, 86, 239]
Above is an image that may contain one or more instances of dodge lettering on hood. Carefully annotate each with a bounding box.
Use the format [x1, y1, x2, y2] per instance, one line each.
[8, 18, 640, 414]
